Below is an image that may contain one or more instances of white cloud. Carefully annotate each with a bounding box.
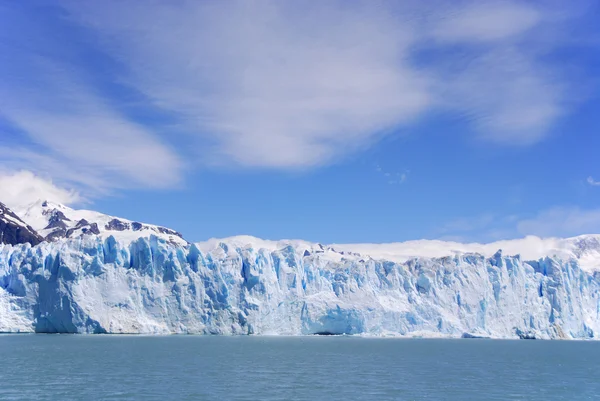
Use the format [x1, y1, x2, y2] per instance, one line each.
[517, 207, 600, 237]
[0, 170, 81, 209]
[0, 0, 592, 195]
[587, 176, 600, 186]
[2, 108, 184, 188]
[0, 147, 123, 196]
[438, 48, 564, 145]
[0, 3, 184, 192]
[64, 0, 431, 168]
[60, 0, 582, 168]
[431, 1, 541, 43]
[438, 207, 600, 242]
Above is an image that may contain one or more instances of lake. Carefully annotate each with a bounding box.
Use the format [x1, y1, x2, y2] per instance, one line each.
[0, 335, 598, 400]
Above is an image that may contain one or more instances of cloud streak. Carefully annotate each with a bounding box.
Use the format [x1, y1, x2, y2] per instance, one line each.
[587, 177, 600, 186]
[0, 0, 594, 197]
[517, 207, 600, 238]
[65, 0, 432, 168]
[0, 2, 184, 195]
[431, 1, 541, 43]
[438, 206, 600, 241]
[62, 0, 586, 167]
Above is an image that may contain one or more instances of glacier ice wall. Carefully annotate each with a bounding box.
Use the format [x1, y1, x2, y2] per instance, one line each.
[1, 235, 599, 339]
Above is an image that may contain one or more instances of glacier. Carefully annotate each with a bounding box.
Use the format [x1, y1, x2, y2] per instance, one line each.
[1, 234, 599, 339]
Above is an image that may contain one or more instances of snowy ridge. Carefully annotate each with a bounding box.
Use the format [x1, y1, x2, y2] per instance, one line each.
[13, 200, 187, 246]
[200, 234, 600, 273]
[0, 234, 599, 338]
[0, 202, 43, 246]
[333, 235, 600, 273]
[0, 203, 34, 231]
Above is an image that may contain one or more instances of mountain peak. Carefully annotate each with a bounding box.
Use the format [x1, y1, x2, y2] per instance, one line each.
[10, 199, 187, 246]
[0, 202, 44, 246]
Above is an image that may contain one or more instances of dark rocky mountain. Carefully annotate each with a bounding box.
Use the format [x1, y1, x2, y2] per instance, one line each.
[0, 202, 44, 246]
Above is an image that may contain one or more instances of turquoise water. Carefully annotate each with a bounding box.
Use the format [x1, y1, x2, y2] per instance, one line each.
[0, 335, 598, 400]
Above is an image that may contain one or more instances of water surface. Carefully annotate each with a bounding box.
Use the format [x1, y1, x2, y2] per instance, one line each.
[0, 335, 598, 400]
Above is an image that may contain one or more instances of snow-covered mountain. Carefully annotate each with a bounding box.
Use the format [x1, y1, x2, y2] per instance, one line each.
[12, 200, 187, 246]
[1, 200, 599, 338]
[0, 202, 43, 246]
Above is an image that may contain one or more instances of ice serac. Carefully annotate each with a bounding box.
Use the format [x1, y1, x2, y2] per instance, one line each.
[1, 234, 599, 338]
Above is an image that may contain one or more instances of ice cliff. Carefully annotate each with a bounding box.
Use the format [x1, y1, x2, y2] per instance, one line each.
[1, 234, 599, 339]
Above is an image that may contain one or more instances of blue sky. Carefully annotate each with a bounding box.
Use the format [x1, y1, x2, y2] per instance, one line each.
[0, 0, 599, 243]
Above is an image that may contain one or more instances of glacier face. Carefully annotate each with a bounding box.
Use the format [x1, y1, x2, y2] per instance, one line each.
[1, 235, 599, 339]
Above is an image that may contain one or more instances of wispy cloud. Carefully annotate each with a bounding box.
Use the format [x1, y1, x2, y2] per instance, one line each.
[437, 206, 600, 241]
[390, 171, 410, 185]
[64, 0, 432, 169]
[64, 0, 590, 164]
[430, 1, 541, 43]
[517, 207, 600, 237]
[436, 213, 514, 242]
[438, 48, 565, 145]
[0, 0, 595, 196]
[1, 107, 185, 190]
[587, 176, 600, 186]
[0, 2, 184, 195]
[374, 165, 409, 185]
